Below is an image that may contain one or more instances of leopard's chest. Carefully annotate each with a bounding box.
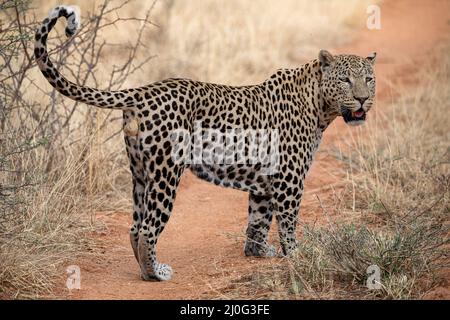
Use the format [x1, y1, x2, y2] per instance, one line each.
[282, 122, 323, 176]
[312, 128, 323, 156]
[303, 128, 323, 173]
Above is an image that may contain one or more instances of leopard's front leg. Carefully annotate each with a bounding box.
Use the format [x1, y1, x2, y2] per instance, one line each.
[272, 178, 303, 256]
[275, 207, 299, 256]
[244, 193, 276, 257]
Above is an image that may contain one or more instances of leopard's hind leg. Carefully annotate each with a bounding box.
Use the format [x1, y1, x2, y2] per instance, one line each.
[137, 136, 185, 281]
[123, 113, 144, 262]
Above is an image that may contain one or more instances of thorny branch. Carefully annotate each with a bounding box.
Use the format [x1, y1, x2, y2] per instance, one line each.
[0, 0, 157, 219]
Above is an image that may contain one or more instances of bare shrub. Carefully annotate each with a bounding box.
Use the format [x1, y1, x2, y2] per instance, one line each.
[0, 0, 155, 298]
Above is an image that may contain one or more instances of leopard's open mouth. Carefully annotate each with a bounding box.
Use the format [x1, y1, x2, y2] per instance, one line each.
[342, 108, 367, 124]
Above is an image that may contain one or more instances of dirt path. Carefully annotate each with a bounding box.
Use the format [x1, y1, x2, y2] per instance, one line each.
[62, 0, 450, 300]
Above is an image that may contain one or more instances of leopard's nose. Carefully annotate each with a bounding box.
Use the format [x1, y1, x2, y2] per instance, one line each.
[355, 96, 368, 106]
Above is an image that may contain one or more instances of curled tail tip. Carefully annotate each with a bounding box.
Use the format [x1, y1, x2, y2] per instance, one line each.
[48, 5, 81, 38]
[62, 5, 81, 38]
[65, 5, 81, 38]
[35, 5, 81, 64]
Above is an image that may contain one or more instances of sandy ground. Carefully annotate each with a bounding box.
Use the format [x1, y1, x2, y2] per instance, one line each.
[59, 0, 450, 300]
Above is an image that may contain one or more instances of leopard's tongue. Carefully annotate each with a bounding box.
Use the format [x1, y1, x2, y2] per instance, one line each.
[353, 110, 365, 118]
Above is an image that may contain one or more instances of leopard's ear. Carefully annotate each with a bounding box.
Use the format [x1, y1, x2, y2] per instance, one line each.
[319, 50, 335, 71]
[367, 52, 377, 65]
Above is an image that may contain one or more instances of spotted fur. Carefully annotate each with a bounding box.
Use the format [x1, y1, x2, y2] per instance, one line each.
[35, 6, 376, 281]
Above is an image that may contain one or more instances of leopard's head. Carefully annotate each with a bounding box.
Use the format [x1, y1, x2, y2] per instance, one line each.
[319, 50, 377, 126]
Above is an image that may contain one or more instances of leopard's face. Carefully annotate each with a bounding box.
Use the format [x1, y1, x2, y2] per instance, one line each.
[319, 50, 377, 126]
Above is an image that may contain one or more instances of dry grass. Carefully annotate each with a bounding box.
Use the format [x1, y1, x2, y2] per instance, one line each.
[223, 45, 450, 300]
[0, 144, 98, 299]
[1, 0, 153, 298]
[148, 0, 375, 84]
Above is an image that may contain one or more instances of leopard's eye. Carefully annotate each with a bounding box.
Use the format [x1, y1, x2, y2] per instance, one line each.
[340, 77, 352, 84]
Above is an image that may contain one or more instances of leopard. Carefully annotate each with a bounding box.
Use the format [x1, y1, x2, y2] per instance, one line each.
[34, 5, 376, 281]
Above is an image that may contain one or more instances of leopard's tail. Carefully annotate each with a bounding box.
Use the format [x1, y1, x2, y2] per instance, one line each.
[34, 6, 137, 110]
